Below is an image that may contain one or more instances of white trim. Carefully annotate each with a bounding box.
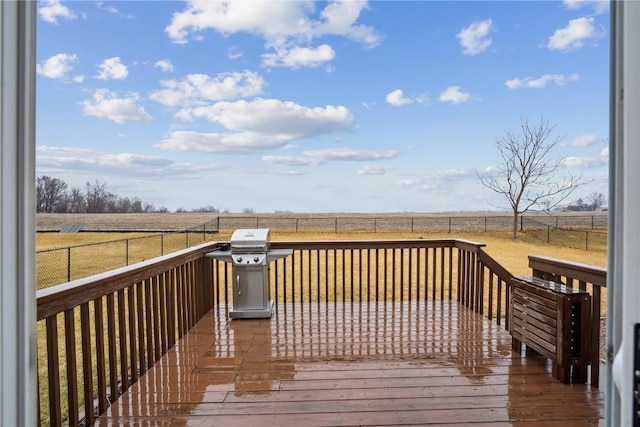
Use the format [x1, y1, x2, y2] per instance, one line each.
[0, 1, 37, 425]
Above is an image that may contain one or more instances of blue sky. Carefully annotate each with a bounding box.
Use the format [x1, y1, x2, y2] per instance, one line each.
[35, 0, 610, 213]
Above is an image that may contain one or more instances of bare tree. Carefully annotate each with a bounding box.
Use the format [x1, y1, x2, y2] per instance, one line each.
[85, 180, 112, 213]
[587, 191, 606, 210]
[36, 176, 67, 212]
[476, 117, 590, 238]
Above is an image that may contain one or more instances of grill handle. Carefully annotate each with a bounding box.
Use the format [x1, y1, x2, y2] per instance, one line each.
[236, 275, 241, 295]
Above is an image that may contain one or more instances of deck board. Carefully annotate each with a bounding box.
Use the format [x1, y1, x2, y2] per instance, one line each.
[97, 301, 603, 426]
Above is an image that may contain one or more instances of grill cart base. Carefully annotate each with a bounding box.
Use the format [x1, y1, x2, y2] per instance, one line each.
[229, 300, 275, 319]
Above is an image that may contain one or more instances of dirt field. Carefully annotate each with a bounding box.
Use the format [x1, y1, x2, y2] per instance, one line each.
[36, 211, 607, 232]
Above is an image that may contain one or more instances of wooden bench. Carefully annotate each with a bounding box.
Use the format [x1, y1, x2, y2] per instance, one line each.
[510, 276, 591, 383]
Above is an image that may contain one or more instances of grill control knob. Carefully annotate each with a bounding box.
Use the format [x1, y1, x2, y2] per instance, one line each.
[236, 257, 243, 263]
[254, 257, 259, 263]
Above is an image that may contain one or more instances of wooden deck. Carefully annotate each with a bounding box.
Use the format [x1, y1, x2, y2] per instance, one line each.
[97, 301, 603, 426]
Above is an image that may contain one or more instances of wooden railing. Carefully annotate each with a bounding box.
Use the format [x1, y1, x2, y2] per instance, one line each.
[527, 255, 607, 388]
[37, 238, 606, 426]
[212, 239, 513, 328]
[36, 242, 217, 427]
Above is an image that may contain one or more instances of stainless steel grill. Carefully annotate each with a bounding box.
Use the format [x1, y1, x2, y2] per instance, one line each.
[206, 229, 291, 319]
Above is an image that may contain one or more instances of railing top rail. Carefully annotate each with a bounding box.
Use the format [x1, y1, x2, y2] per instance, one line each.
[528, 254, 607, 286]
[36, 241, 218, 320]
[270, 239, 463, 251]
[478, 248, 513, 283]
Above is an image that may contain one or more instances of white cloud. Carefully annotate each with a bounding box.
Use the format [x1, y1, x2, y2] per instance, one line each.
[395, 168, 474, 192]
[178, 98, 354, 140]
[262, 44, 335, 68]
[262, 155, 320, 166]
[438, 86, 472, 104]
[36, 150, 212, 177]
[81, 89, 152, 124]
[385, 89, 426, 107]
[165, 0, 379, 70]
[228, 47, 243, 59]
[302, 147, 398, 162]
[154, 59, 175, 73]
[150, 71, 265, 107]
[505, 73, 580, 89]
[570, 134, 599, 146]
[312, 1, 380, 48]
[563, 0, 609, 15]
[563, 156, 606, 168]
[36, 53, 78, 79]
[357, 164, 393, 175]
[457, 19, 492, 56]
[96, 57, 129, 80]
[166, 0, 379, 46]
[36, 145, 93, 154]
[548, 17, 596, 52]
[38, 0, 77, 24]
[263, 148, 398, 167]
[156, 131, 290, 154]
[157, 99, 354, 154]
[386, 89, 412, 107]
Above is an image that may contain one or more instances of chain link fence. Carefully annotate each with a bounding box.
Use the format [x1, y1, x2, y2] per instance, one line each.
[36, 221, 219, 289]
[37, 214, 607, 289]
[521, 216, 607, 251]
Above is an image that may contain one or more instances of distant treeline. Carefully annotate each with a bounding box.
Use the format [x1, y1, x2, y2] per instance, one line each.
[36, 176, 228, 214]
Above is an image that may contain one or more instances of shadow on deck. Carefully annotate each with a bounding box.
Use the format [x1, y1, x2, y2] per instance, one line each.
[98, 301, 603, 427]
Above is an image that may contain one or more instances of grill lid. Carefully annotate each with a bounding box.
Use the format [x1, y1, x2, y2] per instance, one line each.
[230, 228, 270, 253]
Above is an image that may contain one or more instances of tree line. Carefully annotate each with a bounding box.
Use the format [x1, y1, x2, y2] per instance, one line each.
[36, 176, 167, 213]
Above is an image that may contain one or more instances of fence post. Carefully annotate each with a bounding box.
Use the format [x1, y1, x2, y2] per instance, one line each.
[374, 218, 377, 233]
[295, 218, 298, 233]
[125, 239, 129, 266]
[520, 215, 523, 231]
[547, 226, 550, 243]
[411, 218, 414, 233]
[448, 217, 451, 233]
[161, 234, 164, 256]
[484, 217, 487, 232]
[586, 231, 589, 251]
[335, 218, 338, 234]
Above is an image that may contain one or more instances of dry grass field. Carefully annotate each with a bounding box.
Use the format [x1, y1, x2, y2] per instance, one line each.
[37, 211, 607, 232]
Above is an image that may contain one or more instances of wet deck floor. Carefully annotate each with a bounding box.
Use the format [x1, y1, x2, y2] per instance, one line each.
[98, 301, 603, 426]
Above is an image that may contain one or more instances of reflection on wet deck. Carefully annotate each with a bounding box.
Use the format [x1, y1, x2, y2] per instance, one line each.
[98, 301, 603, 426]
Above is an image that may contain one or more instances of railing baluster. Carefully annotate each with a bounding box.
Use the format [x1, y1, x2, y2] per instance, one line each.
[80, 303, 94, 425]
[127, 286, 138, 384]
[46, 316, 62, 427]
[135, 282, 145, 375]
[93, 297, 108, 414]
[106, 293, 118, 402]
[117, 289, 128, 392]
